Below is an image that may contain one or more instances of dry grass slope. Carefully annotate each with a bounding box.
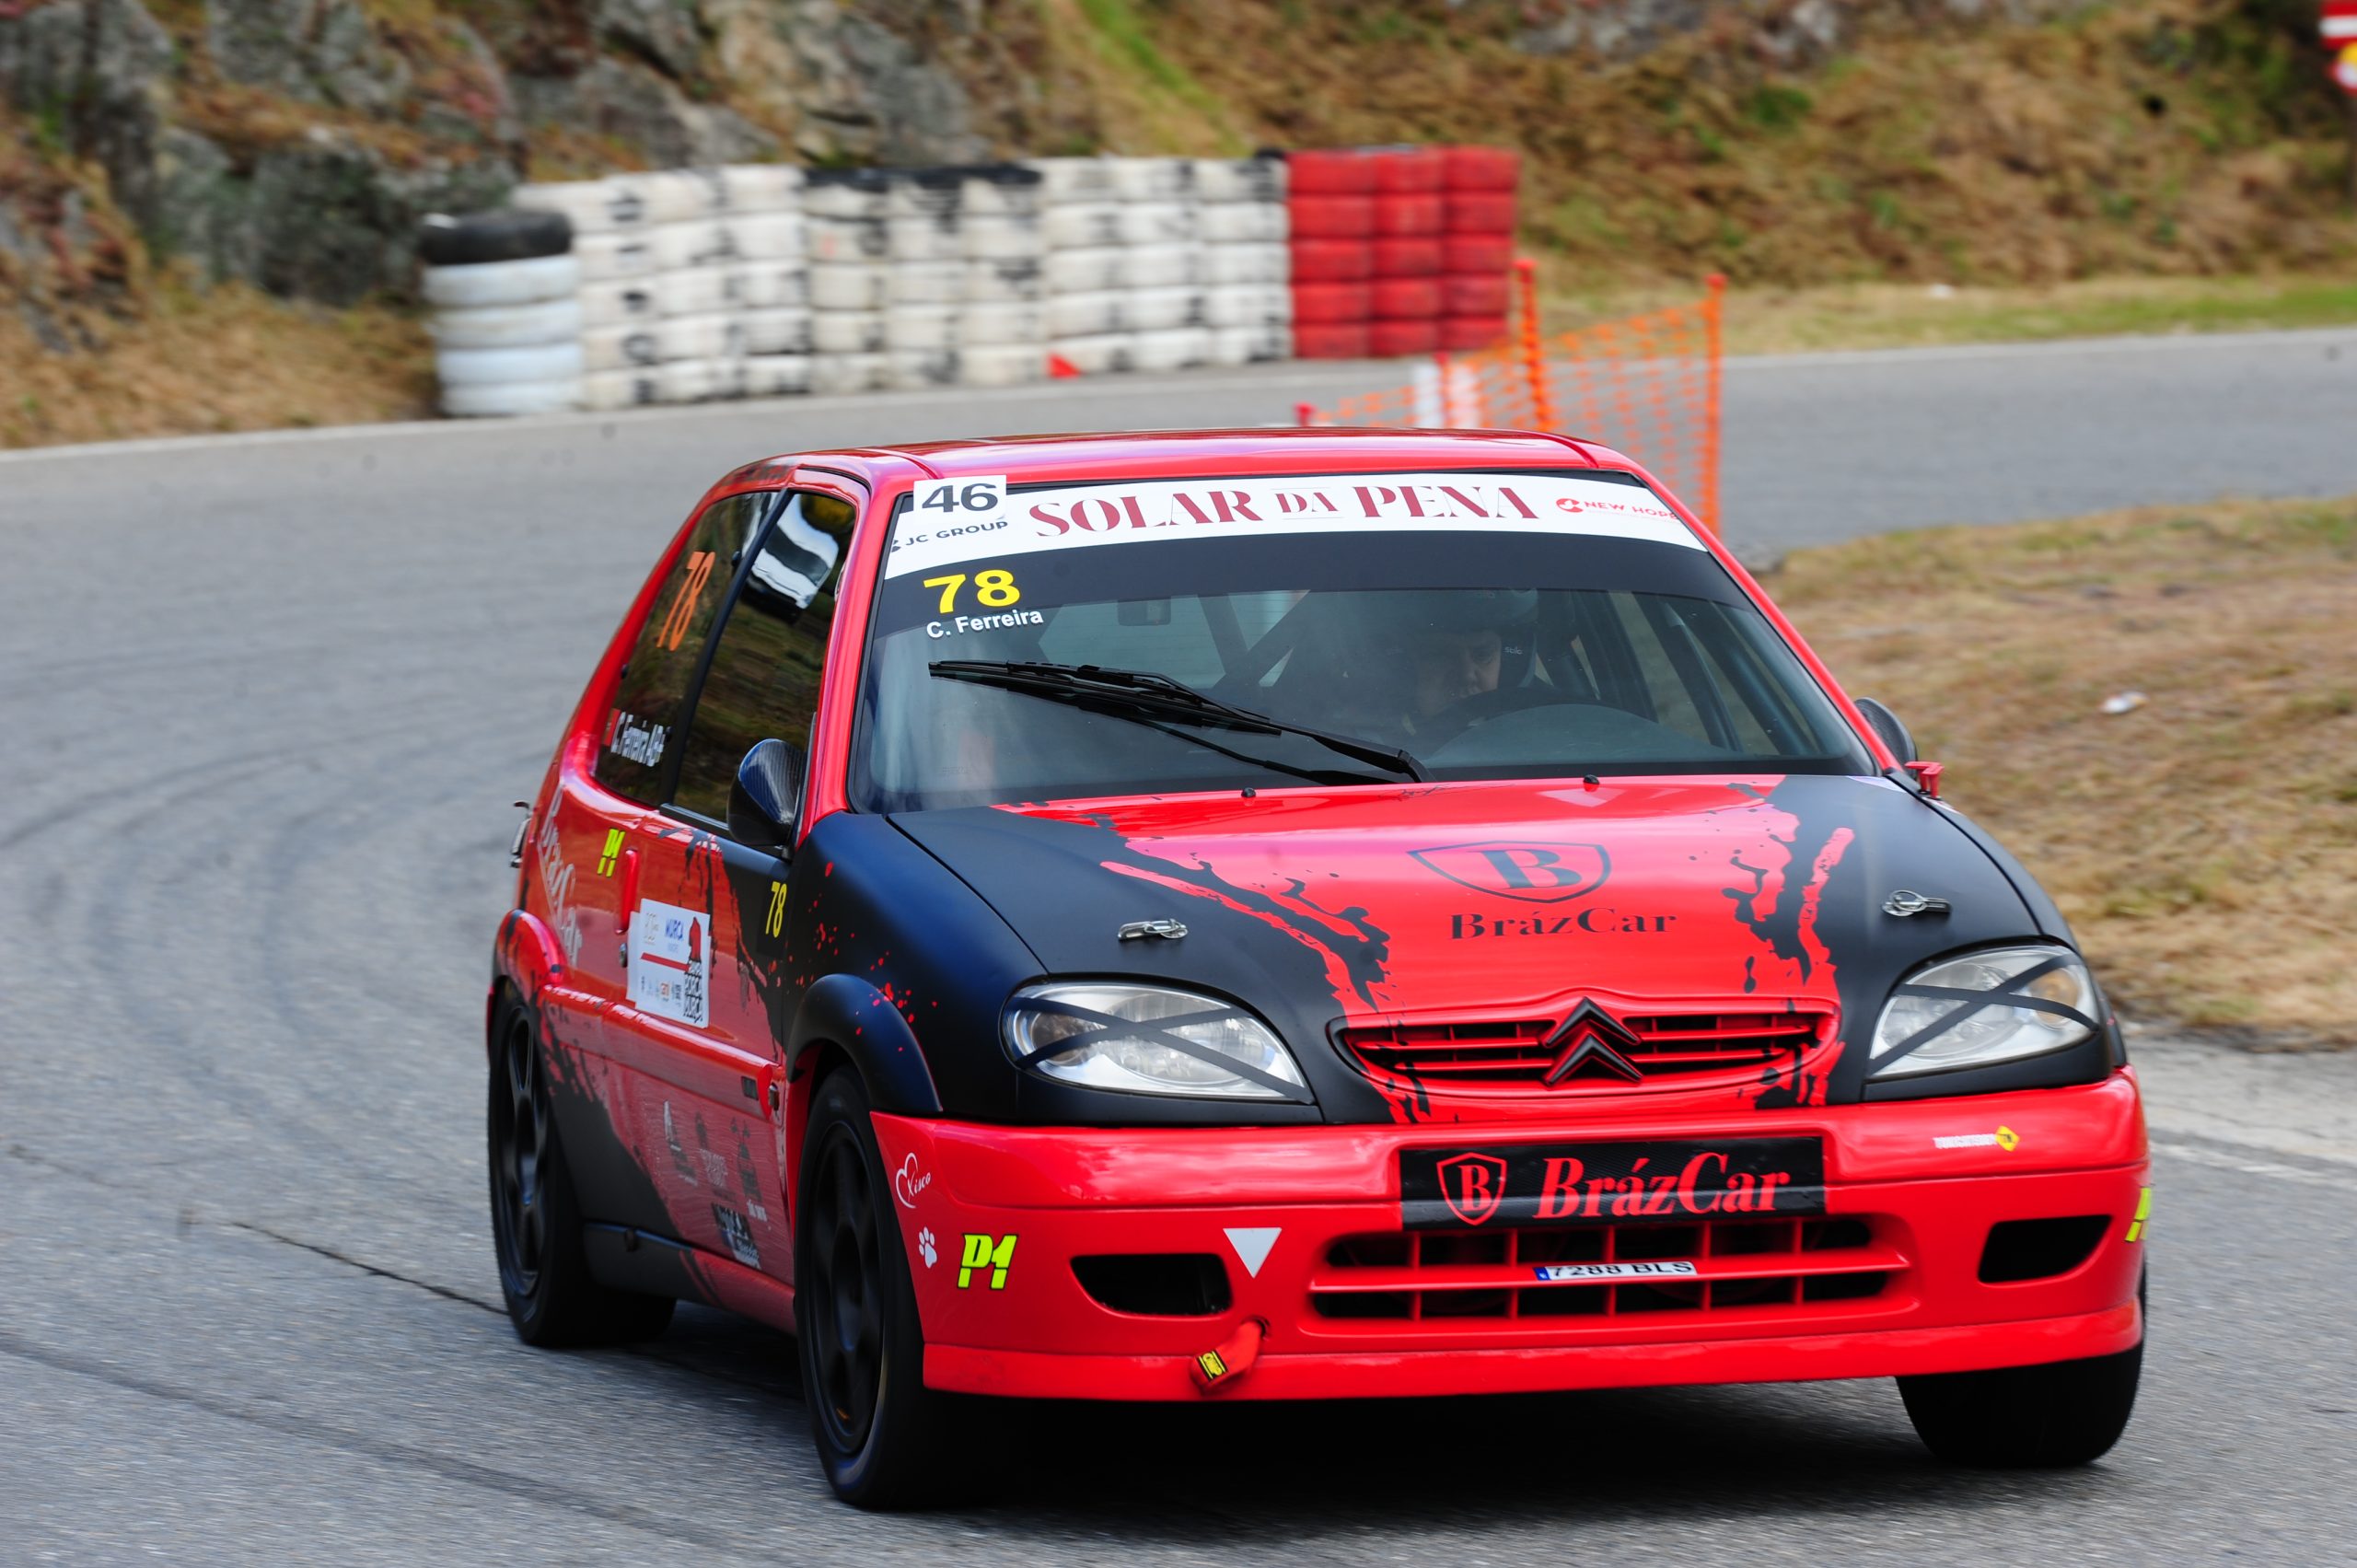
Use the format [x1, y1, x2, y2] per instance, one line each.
[1775, 495, 2357, 1045]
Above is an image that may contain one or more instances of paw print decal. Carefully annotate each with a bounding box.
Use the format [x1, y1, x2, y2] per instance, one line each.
[918, 1227, 937, 1268]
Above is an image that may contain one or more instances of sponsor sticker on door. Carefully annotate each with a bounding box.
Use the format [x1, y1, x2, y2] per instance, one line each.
[629, 899, 710, 1027]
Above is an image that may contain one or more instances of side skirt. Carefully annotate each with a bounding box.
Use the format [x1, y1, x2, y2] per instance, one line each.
[582, 1223, 798, 1334]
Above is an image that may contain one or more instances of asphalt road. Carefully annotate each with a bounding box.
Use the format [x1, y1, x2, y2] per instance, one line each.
[5, 328, 2356, 1564]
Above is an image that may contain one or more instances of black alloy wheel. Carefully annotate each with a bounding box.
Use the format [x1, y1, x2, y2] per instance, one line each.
[795, 1069, 972, 1508]
[487, 993, 674, 1346]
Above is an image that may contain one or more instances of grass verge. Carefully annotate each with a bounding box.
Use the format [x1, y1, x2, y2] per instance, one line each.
[1773, 494, 2357, 1046]
[1544, 270, 2357, 356]
[0, 279, 434, 450]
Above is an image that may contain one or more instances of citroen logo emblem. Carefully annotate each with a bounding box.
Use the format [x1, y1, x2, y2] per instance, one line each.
[1540, 1000, 1646, 1086]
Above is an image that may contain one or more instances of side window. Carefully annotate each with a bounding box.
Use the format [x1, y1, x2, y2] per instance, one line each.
[594, 492, 771, 802]
[671, 492, 859, 824]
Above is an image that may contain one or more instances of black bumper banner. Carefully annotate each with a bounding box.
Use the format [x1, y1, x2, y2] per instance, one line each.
[1399, 1137, 1827, 1230]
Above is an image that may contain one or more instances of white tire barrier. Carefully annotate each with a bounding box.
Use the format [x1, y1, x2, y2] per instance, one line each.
[810, 263, 888, 311]
[810, 352, 893, 395]
[1121, 246, 1205, 289]
[1045, 247, 1124, 293]
[422, 252, 580, 308]
[440, 376, 583, 417]
[813, 312, 888, 354]
[428, 297, 582, 350]
[451, 151, 1326, 413]
[1205, 243, 1289, 285]
[435, 340, 584, 386]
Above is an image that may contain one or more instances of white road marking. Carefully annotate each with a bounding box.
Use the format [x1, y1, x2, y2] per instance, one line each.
[2150, 1139, 2347, 1191]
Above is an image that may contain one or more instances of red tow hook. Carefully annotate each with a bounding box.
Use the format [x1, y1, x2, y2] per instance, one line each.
[1190, 1318, 1267, 1394]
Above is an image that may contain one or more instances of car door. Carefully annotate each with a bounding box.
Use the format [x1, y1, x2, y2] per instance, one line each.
[533, 486, 772, 1241]
[618, 487, 862, 1280]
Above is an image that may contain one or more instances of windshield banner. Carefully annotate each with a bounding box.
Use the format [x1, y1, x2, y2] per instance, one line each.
[884, 471, 1701, 580]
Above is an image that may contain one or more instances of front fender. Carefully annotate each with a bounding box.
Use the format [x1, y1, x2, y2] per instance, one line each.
[489, 909, 568, 1053]
[785, 971, 945, 1116]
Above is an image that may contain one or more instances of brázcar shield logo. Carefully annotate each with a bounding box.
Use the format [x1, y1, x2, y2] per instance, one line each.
[1410, 842, 1610, 903]
[1434, 1152, 1510, 1225]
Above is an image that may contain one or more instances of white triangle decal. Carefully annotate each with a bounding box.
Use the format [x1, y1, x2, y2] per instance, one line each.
[1224, 1226, 1280, 1278]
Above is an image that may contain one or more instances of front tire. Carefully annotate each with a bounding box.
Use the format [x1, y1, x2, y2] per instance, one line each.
[1898, 1339, 2142, 1466]
[488, 993, 674, 1347]
[795, 1068, 968, 1508]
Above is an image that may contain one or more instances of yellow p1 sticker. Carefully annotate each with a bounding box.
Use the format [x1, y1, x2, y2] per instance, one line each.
[2125, 1188, 2152, 1243]
[596, 829, 623, 877]
[1196, 1350, 1228, 1382]
[958, 1233, 1016, 1289]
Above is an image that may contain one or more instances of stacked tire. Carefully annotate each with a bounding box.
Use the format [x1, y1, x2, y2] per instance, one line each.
[1370, 147, 1445, 358]
[880, 166, 1047, 391]
[1286, 150, 1375, 360]
[1192, 157, 1291, 366]
[805, 169, 893, 396]
[1440, 146, 1520, 353]
[1033, 157, 1211, 376]
[422, 210, 583, 417]
[513, 168, 809, 409]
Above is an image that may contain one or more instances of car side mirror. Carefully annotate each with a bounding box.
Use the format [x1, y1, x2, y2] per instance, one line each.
[1852, 697, 1916, 765]
[728, 738, 803, 855]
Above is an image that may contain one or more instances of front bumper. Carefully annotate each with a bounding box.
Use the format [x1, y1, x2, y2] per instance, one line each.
[874, 1070, 2149, 1402]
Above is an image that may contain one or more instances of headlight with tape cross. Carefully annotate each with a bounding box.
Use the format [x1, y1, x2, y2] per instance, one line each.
[1004, 982, 1310, 1100]
[1869, 945, 2100, 1080]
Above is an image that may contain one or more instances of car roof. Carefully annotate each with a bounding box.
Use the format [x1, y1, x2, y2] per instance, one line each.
[761, 427, 1637, 491]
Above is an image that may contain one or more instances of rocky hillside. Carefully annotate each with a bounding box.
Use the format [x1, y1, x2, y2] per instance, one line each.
[0, 0, 2350, 428]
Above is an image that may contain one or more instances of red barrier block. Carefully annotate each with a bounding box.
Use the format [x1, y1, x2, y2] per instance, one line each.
[1370, 318, 1442, 356]
[1291, 240, 1374, 282]
[1294, 321, 1374, 358]
[1442, 232, 1514, 273]
[1292, 281, 1374, 323]
[1372, 238, 1441, 277]
[1286, 149, 1376, 195]
[1439, 312, 1512, 353]
[1373, 146, 1446, 194]
[1289, 194, 1376, 239]
[1443, 191, 1517, 234]
[1441, 273, 1509, 314]
[1441, 145, 1521, 192]
[1373, 193, 1444, 238]
[1372, 277, 1442, 319]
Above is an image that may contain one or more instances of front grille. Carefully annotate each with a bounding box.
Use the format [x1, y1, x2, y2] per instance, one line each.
[1338, 1008, 1830, 1093]
[1310, 1215, 1898, 1324]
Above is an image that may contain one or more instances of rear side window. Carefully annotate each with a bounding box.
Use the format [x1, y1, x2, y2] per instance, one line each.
[671, 493, 859, 824]
[595, 493, 770, 803]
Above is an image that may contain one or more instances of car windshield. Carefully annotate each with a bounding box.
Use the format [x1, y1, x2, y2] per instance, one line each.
[852, 468, 1874, 811]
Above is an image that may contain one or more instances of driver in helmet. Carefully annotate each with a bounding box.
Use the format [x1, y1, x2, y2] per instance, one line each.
[1389, 588, 1539, 741]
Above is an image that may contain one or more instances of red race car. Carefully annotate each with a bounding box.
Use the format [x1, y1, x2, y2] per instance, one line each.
[491, 429, 2148, 1506]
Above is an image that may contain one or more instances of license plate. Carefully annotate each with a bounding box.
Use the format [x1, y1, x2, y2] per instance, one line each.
[1399, 1137, 1826, 1230]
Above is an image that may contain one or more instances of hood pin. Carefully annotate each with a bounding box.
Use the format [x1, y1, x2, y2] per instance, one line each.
[1118, 918, 1189, 942]
[1882, 890, 1952, 919]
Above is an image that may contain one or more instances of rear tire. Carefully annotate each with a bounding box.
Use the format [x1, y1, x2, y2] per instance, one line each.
[795, 1068, 970, 1508]
[1898, 1340, 2142, 1466]
[488, 995, 674, 1347]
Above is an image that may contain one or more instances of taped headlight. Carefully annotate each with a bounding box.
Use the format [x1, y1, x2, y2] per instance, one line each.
[1004, 983, 1308, 1100]
[1870, 945, 2099, 1079]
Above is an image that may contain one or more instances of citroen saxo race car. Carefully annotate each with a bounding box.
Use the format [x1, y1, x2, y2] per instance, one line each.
[490, 428, 2148, 1507]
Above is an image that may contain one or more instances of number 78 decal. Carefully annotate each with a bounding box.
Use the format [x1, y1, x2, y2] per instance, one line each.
[921, 569, 1022, 614]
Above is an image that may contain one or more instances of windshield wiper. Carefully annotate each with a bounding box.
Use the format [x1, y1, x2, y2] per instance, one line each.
[928, 659, 1425, 784]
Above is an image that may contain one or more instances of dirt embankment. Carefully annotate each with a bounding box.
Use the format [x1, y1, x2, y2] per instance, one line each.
[1776, 494, 2357, 1048]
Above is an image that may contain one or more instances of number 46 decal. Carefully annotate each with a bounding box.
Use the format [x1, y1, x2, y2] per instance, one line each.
[912, 474, 1005, 517]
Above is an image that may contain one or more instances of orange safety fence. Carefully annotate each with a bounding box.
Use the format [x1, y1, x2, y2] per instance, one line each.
[1298, 265, 1726, 533]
